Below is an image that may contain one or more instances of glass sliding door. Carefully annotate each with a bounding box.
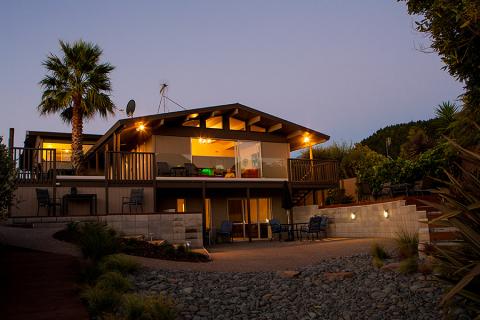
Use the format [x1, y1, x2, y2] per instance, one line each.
[227, 198, 272, 239]
[236, 141, 262, 178]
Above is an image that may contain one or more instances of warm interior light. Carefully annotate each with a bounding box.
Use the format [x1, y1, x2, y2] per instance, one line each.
[303, 135, 311, 144]
[189, 113, 199, 119]
[383, 210, 389, 218]
[136, 122, 146, 132]
[198, 138, 214, 144]
[350, 212, 356, 220]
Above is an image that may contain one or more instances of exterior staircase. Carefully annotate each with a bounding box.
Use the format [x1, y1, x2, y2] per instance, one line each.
[406, 196, 462, 248]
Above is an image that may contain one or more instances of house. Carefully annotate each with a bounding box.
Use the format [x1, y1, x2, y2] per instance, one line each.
[9, 103, 339, 246]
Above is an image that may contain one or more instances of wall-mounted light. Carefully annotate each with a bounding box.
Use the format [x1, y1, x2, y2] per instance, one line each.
[383, 209, 389, 219]
[136, 122, 146, 132]
[303, 135, 311, 144]
[350, 212, 356, 220]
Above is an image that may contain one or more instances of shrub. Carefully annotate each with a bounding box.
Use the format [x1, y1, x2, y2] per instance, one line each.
[395, 229, 419, 260]
[99, 254, 140, 275]
[96, 272, 132, 293]
[399, 257, 418, 274]
[78, 222, 120, 261]
[371, 243, 391, 260]
[80, 285, 123, 317]
[120, 294, 176, 320]
[0, 137, 16, 218]
[78, 262, 103, 285]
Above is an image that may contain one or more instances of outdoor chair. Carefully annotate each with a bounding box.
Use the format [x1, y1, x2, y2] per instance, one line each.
[122, 188, 144, 213]
[184, 163, 199, 176]
[216, 220, 233, 243]
[36, 188, 61, 216]
[300, 215, 328, 240]
[157, 161, 172, 176]
[269, 218, 288, 240]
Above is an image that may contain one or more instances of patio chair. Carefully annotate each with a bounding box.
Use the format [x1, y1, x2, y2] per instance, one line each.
[157, 161, 172, 176]
[122, 188, 144, 213]
[36, 188, 61, 216]
[269, 218, 288, 240]
[216, 221, 233, 243]
[184, 163, 199, 176]
[299, 215, 328, 240]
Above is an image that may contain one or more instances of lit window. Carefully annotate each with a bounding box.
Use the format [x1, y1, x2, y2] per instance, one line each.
[177, 199, 185, 212]
[183, 120, 200, 127]
[42, 142, 93, 162]
[250, 125, 266, 132]
[229, 117, 246, 131]
[206, 116, 223, 129]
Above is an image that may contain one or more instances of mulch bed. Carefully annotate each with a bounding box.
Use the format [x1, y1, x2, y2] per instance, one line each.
[0, 246, 89, 320]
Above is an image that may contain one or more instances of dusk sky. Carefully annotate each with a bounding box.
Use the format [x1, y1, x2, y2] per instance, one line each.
[1, 1, 463, 147]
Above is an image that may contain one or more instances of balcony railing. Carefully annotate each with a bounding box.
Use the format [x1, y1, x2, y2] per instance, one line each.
[287, 159, 339, 185]
[106, 151, 155, 183]
[10, 147, 56, 185]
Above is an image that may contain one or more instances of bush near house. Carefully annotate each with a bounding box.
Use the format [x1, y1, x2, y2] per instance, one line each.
[0, 137, 16, 218]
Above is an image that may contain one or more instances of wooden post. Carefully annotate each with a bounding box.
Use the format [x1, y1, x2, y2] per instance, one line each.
[202, 181, 207, 246]
[313, 190, 318, 205]
[246, 187, 252, 243]
[95, 151, 99, 174]
[8, 128, 14, 150]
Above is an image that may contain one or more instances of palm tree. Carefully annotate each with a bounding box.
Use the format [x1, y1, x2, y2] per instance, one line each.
[38, 40, 115, 173]
[434, 101, 459, 136]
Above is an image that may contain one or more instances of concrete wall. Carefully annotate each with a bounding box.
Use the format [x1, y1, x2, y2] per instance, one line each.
[293, 200, 427, 239]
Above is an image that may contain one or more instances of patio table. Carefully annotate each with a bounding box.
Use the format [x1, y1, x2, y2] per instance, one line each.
[281, 223, 308, 240]
[62, 194, 97, 216]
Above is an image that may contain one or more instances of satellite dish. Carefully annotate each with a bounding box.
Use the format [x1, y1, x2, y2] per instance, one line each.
[126, 100, 136, 118]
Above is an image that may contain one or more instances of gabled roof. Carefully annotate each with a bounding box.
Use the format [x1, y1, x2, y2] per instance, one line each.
[85, 103, 330, 156]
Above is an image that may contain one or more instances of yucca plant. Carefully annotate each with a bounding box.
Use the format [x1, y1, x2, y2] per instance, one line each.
[423, 138, 480, 314]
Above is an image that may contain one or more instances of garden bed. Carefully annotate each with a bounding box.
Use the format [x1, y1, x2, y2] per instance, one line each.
[53, 222, 210, 263]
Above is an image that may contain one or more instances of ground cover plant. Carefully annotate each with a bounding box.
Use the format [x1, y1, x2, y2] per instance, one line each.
[54, 221, 210, 262]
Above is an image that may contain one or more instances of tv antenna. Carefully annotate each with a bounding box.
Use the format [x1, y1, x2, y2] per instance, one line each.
[157, 82, 187, 113]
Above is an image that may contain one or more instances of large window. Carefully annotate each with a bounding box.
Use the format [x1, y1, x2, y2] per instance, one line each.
[229, 117, 246, 131]
[191, 138, 236, 177]
[206, 116, 223, 129]
[42, 142, 92, 162]
[237, 141, 262, 178]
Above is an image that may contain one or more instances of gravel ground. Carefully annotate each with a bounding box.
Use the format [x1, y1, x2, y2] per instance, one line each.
[134, 254, 446, 320]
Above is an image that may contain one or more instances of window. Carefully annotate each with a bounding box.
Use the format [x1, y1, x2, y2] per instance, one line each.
[177, 199, 185, 212]
[236, 141, 262, 178]
[191, 138, 236, 177]
[229, 117, 246, 131]
[250, 125, 266, 133]
[42, 142, 92, 162]
[206, 116, 223, 129]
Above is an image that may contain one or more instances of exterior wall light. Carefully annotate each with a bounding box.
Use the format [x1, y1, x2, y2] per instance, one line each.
[383, 209, 389, 219]
[350, 212, 356, 220]
[303, 135, 311, 144]
[136, 122, 146, 132]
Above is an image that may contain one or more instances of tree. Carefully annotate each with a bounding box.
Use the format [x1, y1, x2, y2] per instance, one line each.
[400, 127, 434, 159]
[0, 137, 16, 217]
[434, 101, 459, 136]
[400, 0, 480, 146]
[38, 40, 115, 173]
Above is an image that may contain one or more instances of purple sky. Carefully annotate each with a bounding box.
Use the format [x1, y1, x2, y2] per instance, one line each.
[1, 1, 463, 147]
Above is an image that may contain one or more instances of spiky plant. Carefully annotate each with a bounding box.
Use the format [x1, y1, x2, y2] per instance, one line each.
[424, 138, 480, 313]
[38, 40, 115, 174]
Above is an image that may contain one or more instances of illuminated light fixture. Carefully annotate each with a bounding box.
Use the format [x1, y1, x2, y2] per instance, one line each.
[136, 122, 146, 132]
[199, 138, 213, 144]
[350, 212, 356, 220]
[303, 135, 311, 144]
[383, 209, 389, 219]
[189, 113, 199, 119]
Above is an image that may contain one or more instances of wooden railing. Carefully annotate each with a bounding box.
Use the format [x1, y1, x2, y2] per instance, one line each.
[106, 151, 155, 183]
[10, 147, 56, 185]
[288, 159, 339, 185]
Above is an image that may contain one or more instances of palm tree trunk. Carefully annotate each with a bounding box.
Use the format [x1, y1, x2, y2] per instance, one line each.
[71, 100, 85, 174]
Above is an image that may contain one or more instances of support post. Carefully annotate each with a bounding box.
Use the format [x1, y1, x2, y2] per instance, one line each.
[95, 151, 99, 174]
[313, 190, 318, 205]
[202, 181, 207, 246]
[246, 187, 252, 243]
[8, 128, 14, 150]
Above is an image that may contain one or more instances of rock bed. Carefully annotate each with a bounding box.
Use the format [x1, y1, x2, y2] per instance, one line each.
[133, 254, 445, 320]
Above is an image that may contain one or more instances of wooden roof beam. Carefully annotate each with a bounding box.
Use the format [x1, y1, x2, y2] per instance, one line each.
[247, 115, 261, 126]
[287, 130, 303, 139]
[229, 108, 239, 117]
[267, 123, 283, 133]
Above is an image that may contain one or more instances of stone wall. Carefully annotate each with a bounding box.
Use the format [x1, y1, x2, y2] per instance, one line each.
[293, 200, 428, 240]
